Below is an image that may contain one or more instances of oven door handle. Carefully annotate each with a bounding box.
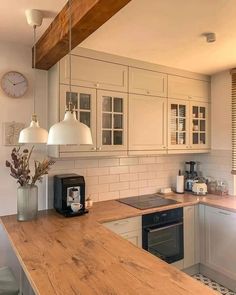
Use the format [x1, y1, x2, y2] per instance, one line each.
[146, 221, 183, 233]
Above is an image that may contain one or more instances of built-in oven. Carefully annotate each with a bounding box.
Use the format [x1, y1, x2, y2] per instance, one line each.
[142, 208, 183, 263]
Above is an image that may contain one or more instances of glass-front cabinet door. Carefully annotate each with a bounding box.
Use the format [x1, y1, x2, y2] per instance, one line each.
[97, 90, 127, 151]
[59, 85, 97, 153]
[190, 101, 209, 149]
[168, 99, 189, 149]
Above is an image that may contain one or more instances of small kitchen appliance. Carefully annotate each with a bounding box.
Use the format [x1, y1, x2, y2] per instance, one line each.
[192, 182, 207, 196]
[185, 161, 198, 191]
[54, 174, 88, 217]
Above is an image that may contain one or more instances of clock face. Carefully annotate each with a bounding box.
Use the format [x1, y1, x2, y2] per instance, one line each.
[1, 71, 28, 98]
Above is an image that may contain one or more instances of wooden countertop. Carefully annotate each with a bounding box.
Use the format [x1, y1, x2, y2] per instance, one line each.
[2, 193, 235, 295]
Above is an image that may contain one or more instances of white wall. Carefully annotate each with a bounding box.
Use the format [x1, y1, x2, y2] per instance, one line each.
[0, 42, 48, 216]
[196, 70, 234, 194]
[0, 42, 48, 286]
[211, 70, 231, 150]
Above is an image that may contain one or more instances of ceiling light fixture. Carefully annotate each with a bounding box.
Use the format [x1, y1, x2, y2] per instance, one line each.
[47, 0, 93, 145]
[19, 9, 48, 144]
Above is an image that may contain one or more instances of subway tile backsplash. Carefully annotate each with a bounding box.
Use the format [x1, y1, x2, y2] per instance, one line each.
[48, 154, 193, 206]
[48, 150, 233, 208]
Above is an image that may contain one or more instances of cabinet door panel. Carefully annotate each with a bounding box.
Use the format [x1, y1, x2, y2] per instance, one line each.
[184, 206, 195, 269]
[168, 99, 189, 150]
[168, 75, 210, 101]
[190, 101, 210, 149]
[120, 230, 142, 248]
[129, 94, 167, 151]
[97, 90, 127, 152]
[205, 206, 236, 280]
[60, 55, 128, 92]
[129, 67, 167, 97]
[59, 85, 97, 153]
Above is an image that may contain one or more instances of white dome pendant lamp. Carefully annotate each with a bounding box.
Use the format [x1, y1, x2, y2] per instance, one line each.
[19, 9, 48, 144]
[47, 0, 92, 145]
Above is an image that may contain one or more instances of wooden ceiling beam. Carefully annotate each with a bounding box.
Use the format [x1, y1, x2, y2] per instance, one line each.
[34, 0, 132, 70]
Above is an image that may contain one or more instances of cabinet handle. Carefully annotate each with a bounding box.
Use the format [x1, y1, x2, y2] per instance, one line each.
[218, 211, 231, 216]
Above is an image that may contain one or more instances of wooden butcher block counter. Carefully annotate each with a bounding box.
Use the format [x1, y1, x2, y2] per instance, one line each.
[2, 193, 234, 295]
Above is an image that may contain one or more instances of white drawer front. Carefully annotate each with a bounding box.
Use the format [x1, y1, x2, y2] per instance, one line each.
[103, 216, 141, 235]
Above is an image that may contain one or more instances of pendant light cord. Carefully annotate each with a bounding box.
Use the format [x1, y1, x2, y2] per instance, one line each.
[68, 0, 73, 111]
[33, 25, 37, 119]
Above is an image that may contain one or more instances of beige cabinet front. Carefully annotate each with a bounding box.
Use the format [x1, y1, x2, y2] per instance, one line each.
[168, 75, 210, 102]
[205, 206, 236, 280]
[59, 85, 97, 154]
[60, 55, 128, 92]
[129, 94, 167, 154]
[168, 99, 190, 150]
[190, 101, 210, 149]
[97, 90, 128, 153]
[129, 67, 167, 97]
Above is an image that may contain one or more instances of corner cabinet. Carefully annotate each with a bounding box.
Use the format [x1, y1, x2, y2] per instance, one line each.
[168, 99, 210, 152]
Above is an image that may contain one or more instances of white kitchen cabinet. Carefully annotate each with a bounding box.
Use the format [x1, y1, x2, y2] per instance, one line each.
[128, 94, 167, 154]
[190, 101, 210, 149]
[168, 99, 190, 150]
[168, 99, 210, 152]
[168, 75, 210, 102]
[103, 216, 142, 248]
[204, 206, 236, 280]
[48, 82, 128, 157]
[60, 55, 128, 92]
[129, 67, 167, 97]
[97, 90, 128, 153]
[184, 206, 199, 269]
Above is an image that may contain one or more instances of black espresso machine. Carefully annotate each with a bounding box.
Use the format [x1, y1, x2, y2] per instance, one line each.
[54, 174, 88, 217]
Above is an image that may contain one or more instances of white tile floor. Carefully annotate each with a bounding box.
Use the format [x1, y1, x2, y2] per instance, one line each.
[193, 274, 236, 295]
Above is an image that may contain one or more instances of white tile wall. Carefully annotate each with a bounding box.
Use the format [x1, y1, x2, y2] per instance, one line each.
[48, 154, 194, 205]
[195, 150, 234, 194]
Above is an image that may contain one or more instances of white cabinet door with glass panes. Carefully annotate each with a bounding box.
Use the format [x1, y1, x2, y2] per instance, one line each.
[59, 85, 97, 153]
[97, 90, 127, 151]
[168, 99, 189, 149]
[190, 101, 209, 149]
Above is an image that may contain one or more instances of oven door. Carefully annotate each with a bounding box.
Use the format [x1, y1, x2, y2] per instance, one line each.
[143, 221, 183, 263]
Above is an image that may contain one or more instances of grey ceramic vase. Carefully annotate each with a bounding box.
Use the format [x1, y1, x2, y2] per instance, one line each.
[17, 185, 38, 221]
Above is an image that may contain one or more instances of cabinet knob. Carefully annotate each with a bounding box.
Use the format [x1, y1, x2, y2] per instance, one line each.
[95, 83, 99, 88]
[163, 146, 166, 149]
[97, 147, 102, 151]
[146, 90, 150, 94]
[91, 147, 96, 151]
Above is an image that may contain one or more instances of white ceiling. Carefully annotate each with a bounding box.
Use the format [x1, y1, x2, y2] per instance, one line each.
[80, 0, 236, 75]
[1, 0, 236, 75]
[0, 0, 66, 45]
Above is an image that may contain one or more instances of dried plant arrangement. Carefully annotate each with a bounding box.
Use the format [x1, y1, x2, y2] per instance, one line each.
[6, 146, 55, 186]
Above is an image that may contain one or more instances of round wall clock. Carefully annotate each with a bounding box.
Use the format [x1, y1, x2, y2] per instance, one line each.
[1, 71, 28, 98]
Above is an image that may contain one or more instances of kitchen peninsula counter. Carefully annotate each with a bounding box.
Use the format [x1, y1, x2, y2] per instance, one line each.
[2, 193, 235, 295]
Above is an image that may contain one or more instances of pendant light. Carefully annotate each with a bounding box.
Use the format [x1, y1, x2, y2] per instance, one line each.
[19, 9, 48, 144]
[47, 0, 93, 145]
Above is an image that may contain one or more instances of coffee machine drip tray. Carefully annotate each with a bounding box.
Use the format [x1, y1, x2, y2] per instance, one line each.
[118, 194, 179, 210]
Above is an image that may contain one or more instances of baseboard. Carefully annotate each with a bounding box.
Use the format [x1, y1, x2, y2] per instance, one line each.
[200, 264, 236, 292]
[183, 264, 200, 276]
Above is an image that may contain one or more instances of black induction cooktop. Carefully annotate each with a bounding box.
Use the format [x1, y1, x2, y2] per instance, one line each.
[118, 194, 179, 210]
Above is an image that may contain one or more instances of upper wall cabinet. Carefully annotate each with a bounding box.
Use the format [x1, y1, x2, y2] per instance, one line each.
[129, 67, 167, 97]
[60, 55, 128, 92]
[168, 75, 210, 102]
[129, 94, 167, 154]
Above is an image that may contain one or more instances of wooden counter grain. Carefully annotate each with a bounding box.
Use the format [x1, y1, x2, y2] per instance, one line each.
[2, 193, 234, 295]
